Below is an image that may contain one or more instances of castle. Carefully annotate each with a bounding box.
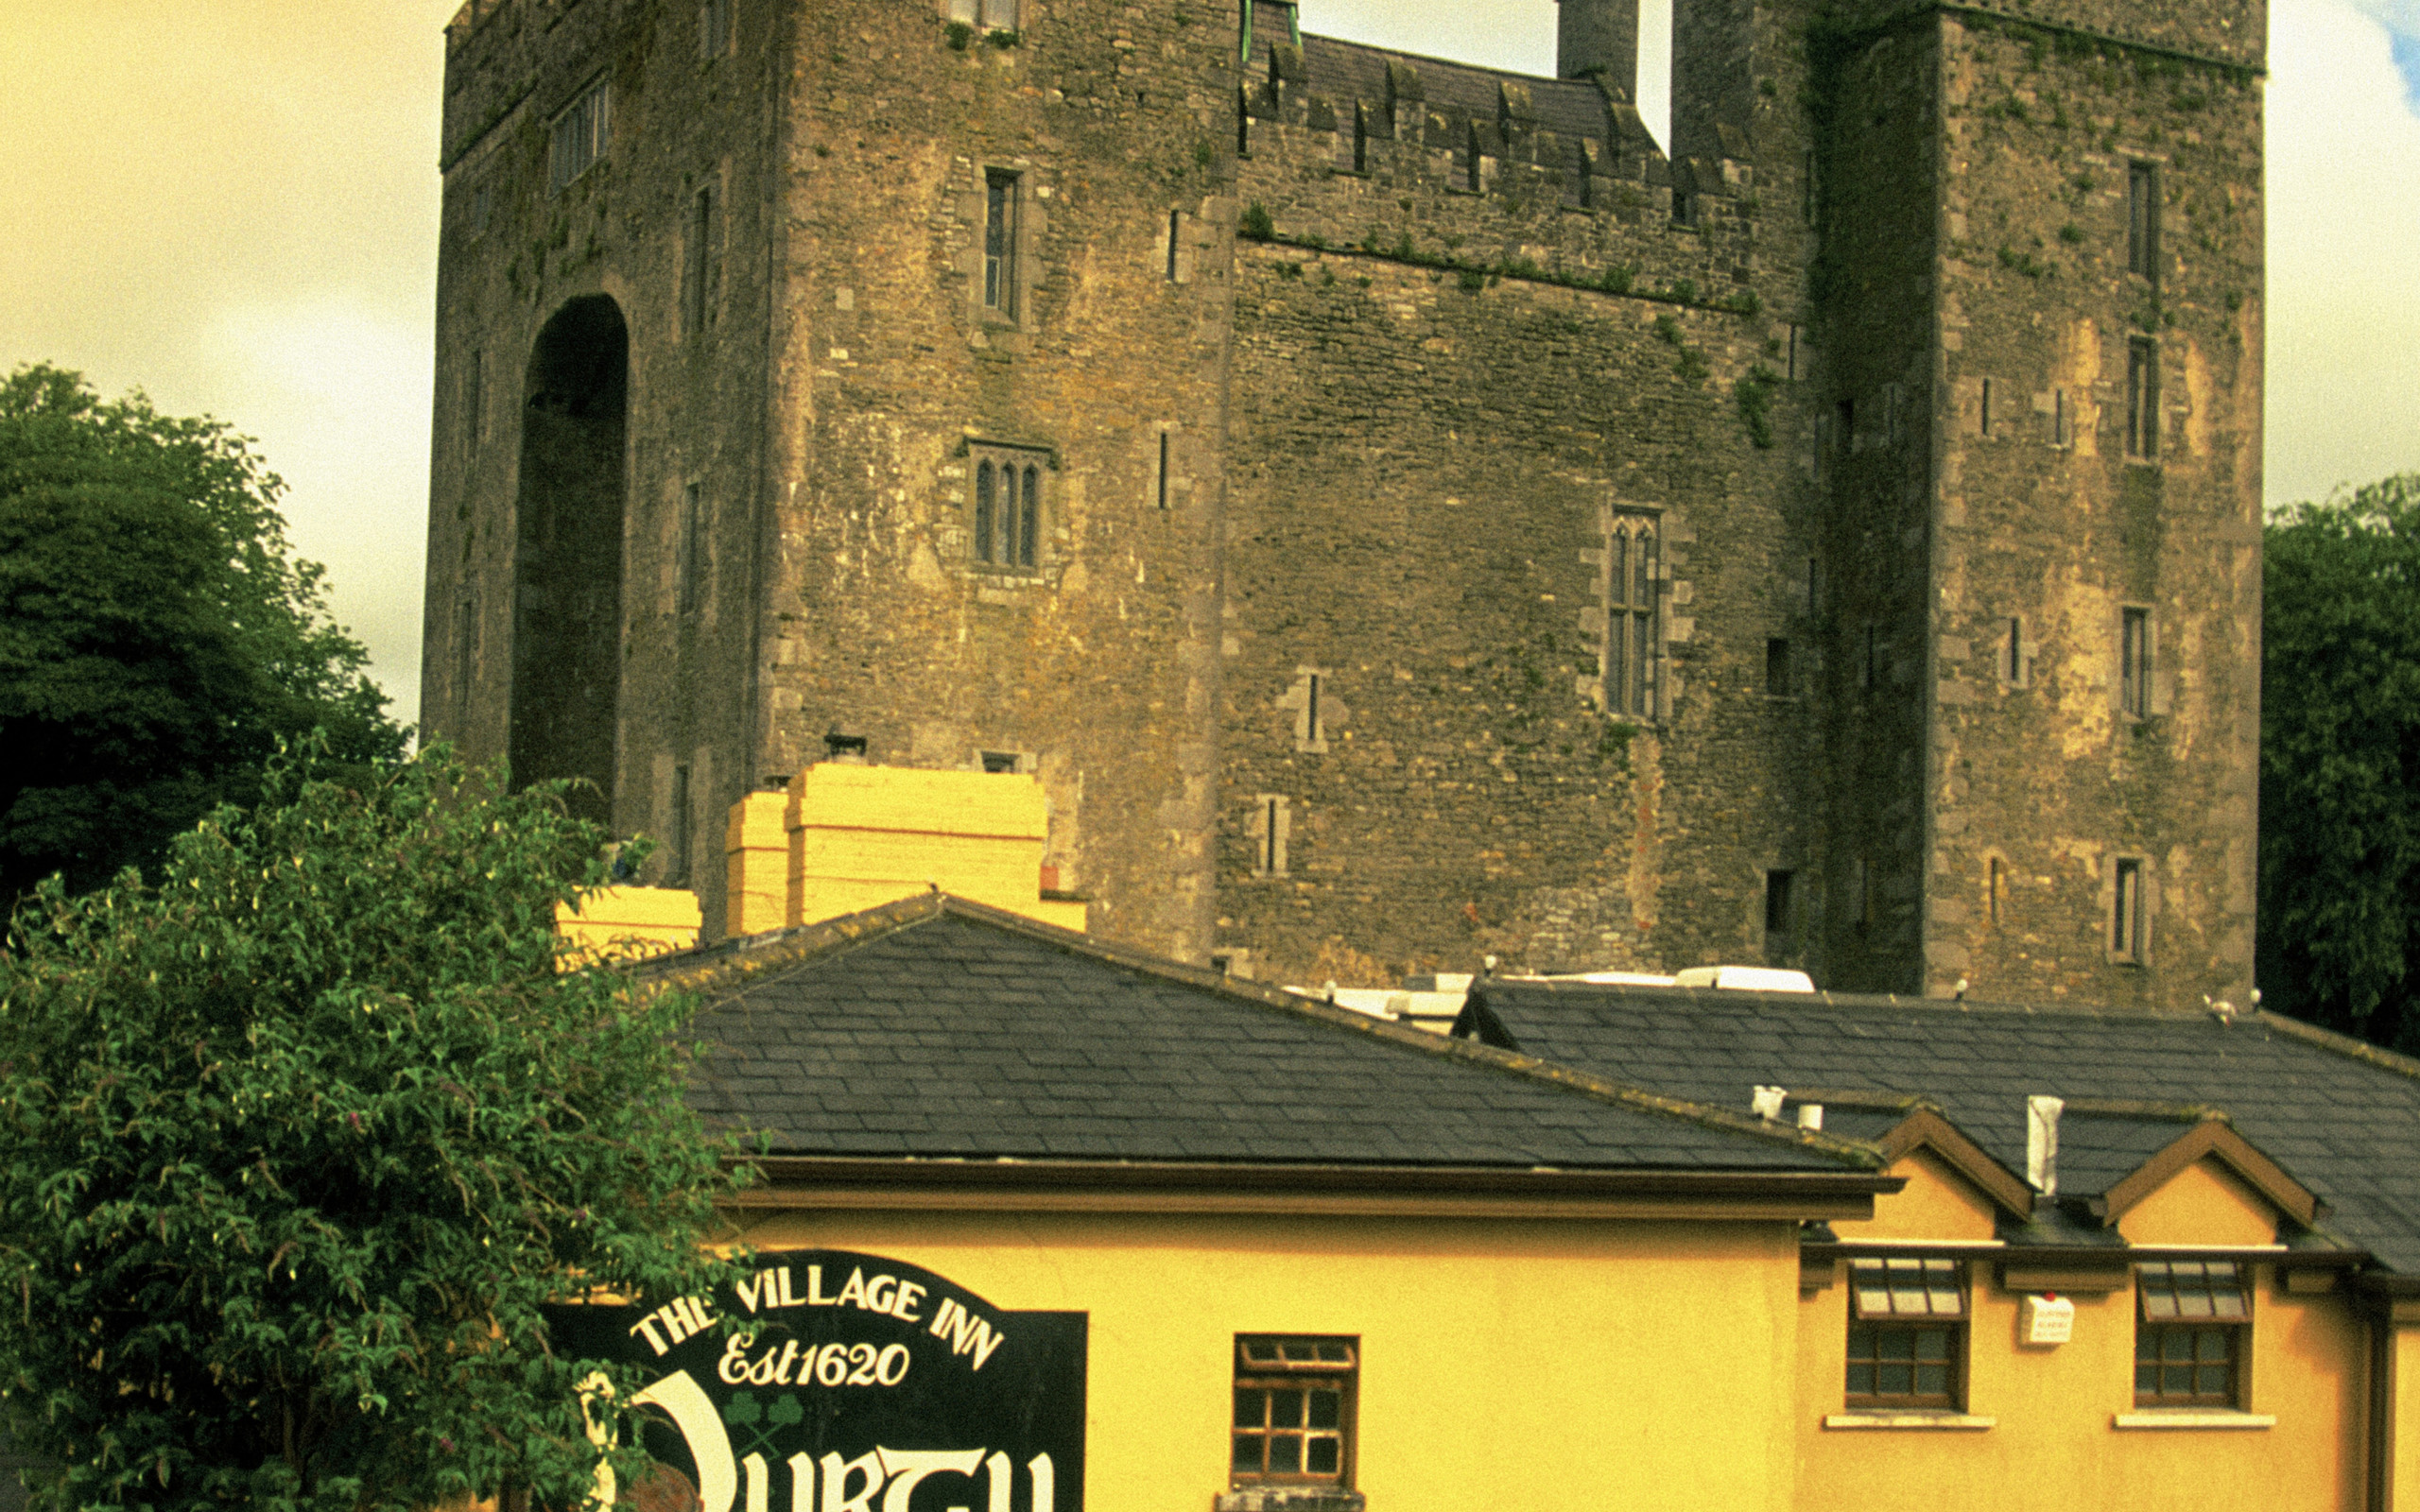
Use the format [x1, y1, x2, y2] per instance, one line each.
[421, 0, 2265, 1011]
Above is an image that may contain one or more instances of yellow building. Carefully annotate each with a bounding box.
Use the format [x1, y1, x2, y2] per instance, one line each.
[580, 861, 2420, 1510]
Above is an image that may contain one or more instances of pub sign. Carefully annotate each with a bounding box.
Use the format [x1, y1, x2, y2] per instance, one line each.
[547, 1251, 1087, 1512]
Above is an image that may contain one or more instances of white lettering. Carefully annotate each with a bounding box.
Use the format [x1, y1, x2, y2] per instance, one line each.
[632, 1371, 737, 1512]
[777, 1265, 801, 1307]
[1028, 1453, 1054, 1512]
[969, 1320, 1004, 1373]
[865, 1276, 898, 1314]
[927, 1297, 960, 1339]
[717, 1333, 756, 1385]
[772, 1339, 804, 1385]
[874, 1449, 985, 1512]
[735, 1275, 765, 1314]
[808, 1265, 839, 1306]
[786, 1453, 815, 1512]
[631, 1316, 670, 1356]
[820, 1451, 883, 1512]
[983, 1452, 1011, 1512]
[835, 1268, 870, 1311]
[892, 1281, 926, 1323]
[744, 1453, 770, 1512]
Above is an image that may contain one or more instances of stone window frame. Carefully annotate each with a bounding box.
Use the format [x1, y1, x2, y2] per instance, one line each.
[2117, 604, 2166, 721]
[2127, 159, 2162, 286]
[1249, 795, 1292, 879]
[944, 0, 1020, 32]
[547, 75, 611, 196]
[700, 0, 733, 59]
[1599, 509, 1665, 723]
[682, 180, 720, 338]
[2124, 335, 2162, 464]
[1996, 613, 2033, 690]
[967, 161, 1046, 329]
[963, 441, 1051, 574]
[2107, 851, 2155, 966]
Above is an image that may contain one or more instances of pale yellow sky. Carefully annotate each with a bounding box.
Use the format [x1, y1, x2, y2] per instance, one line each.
[2, 0, 2412, 730]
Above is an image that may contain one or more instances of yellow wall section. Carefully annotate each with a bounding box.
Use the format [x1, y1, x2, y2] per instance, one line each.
[2395, 1326, 2420, 1511]
[731, 1209, 1802, 1512]
[718, 767, 1089, 941]
[1828, 1149, 2000, 1242]
[2118, 1158, 2280, 1248]
[1797, 1262, 2364, 1510]
[557, 886, 703, 963]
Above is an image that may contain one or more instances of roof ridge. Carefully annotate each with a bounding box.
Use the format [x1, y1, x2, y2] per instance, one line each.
[2253, 1008, 2420, 1084]
[1494, 978, 2242, 1023]
[666, 894, 1880, 1170]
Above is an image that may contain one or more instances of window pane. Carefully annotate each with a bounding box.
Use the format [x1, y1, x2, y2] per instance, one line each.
[976, 462, 995, 562]
[1610, 536, 1629, 609]
[2142, 1290, 2178, 1321]
[1270, 1390, 1304, 1428]
[1915, 1364, 1947, 1395]
[2176, 1290, 2214, 1319]
[1879, 1332, 1915, 1363]
[1232, 1435, 1262, 1472]
[1846, 1363, 1876, 1395]
[1915, 1329, 1950, 1362]
[2198, 1365, 2229, 1396]
[2135, 1362, 2155, 1392]
[1243, 1342, 1279, 1365]
[2162, 1332, 2193, 1364]
[1020, 466, 1039, 566]
[1306, 1437, 1340, 1475]
[2197, 1331, 2230, 1364]
[1878, 1363, 1912, 1395]
[1317, 1344, 1351, 1364]
[1307, 1390, 1340, 1430]
[1269, 1436, 1301, 1474]
[1235, 1388, 1263, 1428]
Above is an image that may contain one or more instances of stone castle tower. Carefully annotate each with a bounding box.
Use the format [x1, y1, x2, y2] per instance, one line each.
[422, 0, 2265, 1009]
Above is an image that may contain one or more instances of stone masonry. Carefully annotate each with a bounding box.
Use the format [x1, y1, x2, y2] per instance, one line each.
[421, 0, 2263, 1011]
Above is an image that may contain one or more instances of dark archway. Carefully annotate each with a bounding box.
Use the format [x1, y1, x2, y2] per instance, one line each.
[510, 295, 628, 827]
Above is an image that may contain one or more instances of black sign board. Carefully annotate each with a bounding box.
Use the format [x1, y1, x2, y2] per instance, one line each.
[547, 1251, 1086, 1512]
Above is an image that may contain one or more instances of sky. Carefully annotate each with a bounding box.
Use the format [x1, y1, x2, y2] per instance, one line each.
[2, 0, 2415, 732]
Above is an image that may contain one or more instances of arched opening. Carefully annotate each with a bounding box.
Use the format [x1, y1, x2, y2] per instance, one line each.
[510, 295, 628, 827]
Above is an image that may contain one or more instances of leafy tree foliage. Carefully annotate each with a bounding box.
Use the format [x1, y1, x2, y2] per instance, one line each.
[0, 747, 749, 1512]
[2260, 474, 2420, 1051]
[0, 365, 407, 904]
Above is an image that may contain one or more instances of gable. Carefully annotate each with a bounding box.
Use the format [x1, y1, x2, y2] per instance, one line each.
[1829, 1148, 1999, 1243]
[2116, 1156, 2279, 1248]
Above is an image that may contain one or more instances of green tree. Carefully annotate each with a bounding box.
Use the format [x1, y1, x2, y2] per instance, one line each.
[2260, 473, 2420, 1051]
[0, 364, 407, 903]
[0, 746, 749, 1512]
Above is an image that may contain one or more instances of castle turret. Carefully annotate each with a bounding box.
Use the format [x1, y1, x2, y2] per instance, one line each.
[1556, 0, 1639, 101]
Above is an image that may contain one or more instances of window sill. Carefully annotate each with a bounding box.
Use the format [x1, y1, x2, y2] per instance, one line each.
[1824, 1412, 1996, 1431]
[2113, 1411, 2274, 1431]
[1216, 1490, 1366, 1512]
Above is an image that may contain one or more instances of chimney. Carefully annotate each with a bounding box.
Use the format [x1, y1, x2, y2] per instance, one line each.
[1556, 0, 1640, 103]
[2027, 1095, 2064, 1196]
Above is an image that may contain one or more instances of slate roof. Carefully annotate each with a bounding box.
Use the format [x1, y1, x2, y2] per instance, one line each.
[1456, 982, 2420, 1276]
[656, 897, 1861, 1176]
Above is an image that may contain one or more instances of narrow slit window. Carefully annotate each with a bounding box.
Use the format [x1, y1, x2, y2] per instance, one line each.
[669, 764, 692, 885]
[1464, 123, 1483, 194]
[455, 593, 477, 716]
[1157, 431, 1172, 510]
[1765, 869, 1796, 942]
[984, 171, 1021, 318]
[975, 460, 997, 564]
[684, 185, 717, 335]
[1306, 673, 1323, 745]
[1980, 376, 1994, 437]
[1018, 465, 1040, 568]
[1766, 638, 1793, 697]
[700, 0, 731, 58]
[2120, 607, 2152, 718]
[1167, 209, 1183, 281]
[981, 751, 1020, 774]
[1988, 857, 2005, 926]
[2128, 162, 2160, 283]
[2113, 856, 2147, 962]
[679, 482, 705, 615]
[1254, 796, 1290, 877]
[2004, 616, 2025, 685]
[1787, 324, 1802, 383]
[2052, 388, 2071, 449]
[2126, 337, 2159, 460]
[1353, 104, 1370, 173]
[1237, 88, 1252, 158]
[467, 350, 485, 454]
[1605, 518, 1659, 718]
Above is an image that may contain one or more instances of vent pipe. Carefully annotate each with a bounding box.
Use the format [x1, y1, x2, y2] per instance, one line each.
[1752, 1085, 1786, 1122]
[2027, 1095, 2064, 1196]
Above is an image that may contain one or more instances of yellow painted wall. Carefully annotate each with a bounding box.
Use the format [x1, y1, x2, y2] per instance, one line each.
[2117, 1158, 2280, 1248]
[2394, 1325, 2420, 1511]
[1796, 1261, 2365, 1509]
[729, 1208, 1803, 1512]
[719, 767, 1088, 941]
[1829, 1149, 1999, 1243]
[557, 886, 703, 964]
